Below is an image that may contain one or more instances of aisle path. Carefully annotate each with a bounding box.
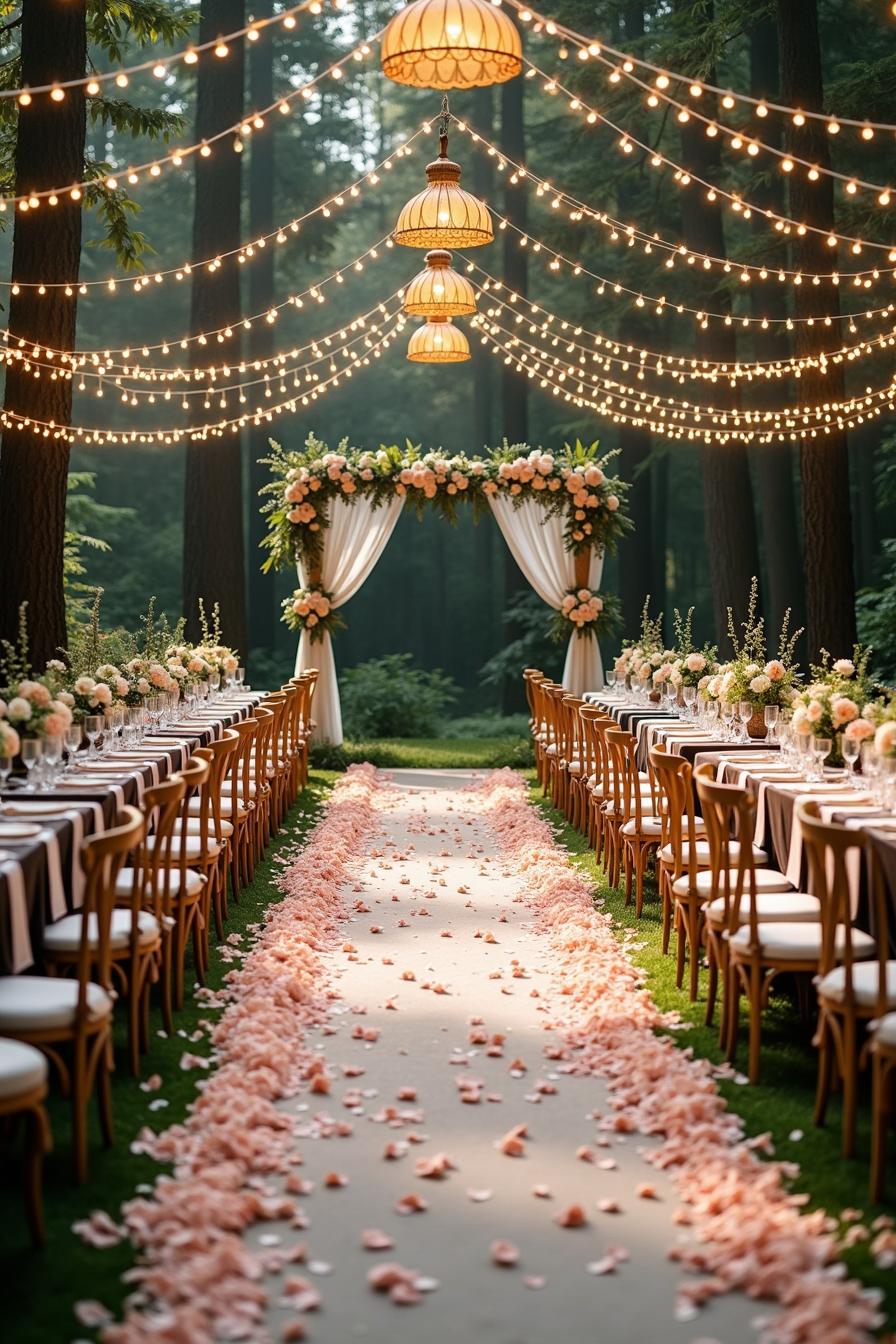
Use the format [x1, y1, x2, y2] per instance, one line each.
[252, 770, 758, 1344]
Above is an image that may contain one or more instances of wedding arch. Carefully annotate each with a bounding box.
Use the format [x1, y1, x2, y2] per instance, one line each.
[262, 434, 631, 742]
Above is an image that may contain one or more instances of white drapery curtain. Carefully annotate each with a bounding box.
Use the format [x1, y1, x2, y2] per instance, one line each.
[489, 495, 604, 695]
[295, 494, 403, 743]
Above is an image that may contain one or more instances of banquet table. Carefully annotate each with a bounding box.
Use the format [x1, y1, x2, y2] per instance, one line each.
[694, 748, 896, 948]
[0, 693, 263, 976]
[585, 692, 773, 772]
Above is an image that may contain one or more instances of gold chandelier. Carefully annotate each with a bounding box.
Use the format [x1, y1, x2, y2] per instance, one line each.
[394, 99, 493, 249]
[381, 0, 523, 90]
[403, 249, 477, 316]
[407, 316, 471, 362]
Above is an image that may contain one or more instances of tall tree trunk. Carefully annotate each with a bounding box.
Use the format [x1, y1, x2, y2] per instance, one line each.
[500, 43, 529, 709]
[182, 0, 248, 652]
[247, 0, 276, 657]
[0, 0, 87, 666]
[777, 0, 856, 654]
[469, 86, 497, 637]
[747, 16, 805, 640]
[675, 0, 760, 643]
[615, 2, 655, 632]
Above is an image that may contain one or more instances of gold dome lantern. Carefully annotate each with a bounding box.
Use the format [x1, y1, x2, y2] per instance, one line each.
[404, 249, 477, 316]
[381, 0, 523, 90]
[407, 316, 471, 362]
[394, 99, 493, 249]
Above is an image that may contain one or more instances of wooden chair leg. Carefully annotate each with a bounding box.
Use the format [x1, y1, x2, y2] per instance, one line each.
[840, 1015, 859, 1159]
[24, 1104, 49, 1248]
[747, 962, 763, 1085]
[813, 1015, 833, 1132]
[71, 1035, 89, 1184]
[870, 1053, 890, 1204]
[97, 1037, 114, 1150]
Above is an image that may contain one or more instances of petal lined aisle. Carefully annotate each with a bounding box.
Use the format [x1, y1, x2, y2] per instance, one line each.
[100, 767, 879, 1344]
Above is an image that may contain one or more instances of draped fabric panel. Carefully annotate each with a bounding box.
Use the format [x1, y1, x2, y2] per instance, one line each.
[295, 494, 404, 743]
[488, 494, 604, 694]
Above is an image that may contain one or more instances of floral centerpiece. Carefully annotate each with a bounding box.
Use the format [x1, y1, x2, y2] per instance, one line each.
[666, 607, 717, 691]
[282, 586, 345, 642]
[790, 648, 875, 763]
[0, 716, 20, 759]
[864, 692, 896, 759]
[716, 578, 802, 736]
[614, 598, 668, 694]
[0, 608, 74, 741]
[552, 587, 619, 643]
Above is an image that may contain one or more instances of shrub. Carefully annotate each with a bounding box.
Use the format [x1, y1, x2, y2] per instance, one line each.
[340, 653, 458, 739]
[440, 712, 530, 738]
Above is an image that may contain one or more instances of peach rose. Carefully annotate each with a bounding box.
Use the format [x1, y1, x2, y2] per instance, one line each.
[764, 660, 785, 682]
[844, 718, 875, 743]
[831, 696, 858, 727]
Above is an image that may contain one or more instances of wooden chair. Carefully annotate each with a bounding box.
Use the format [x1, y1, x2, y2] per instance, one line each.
[242, 704, 275, 858]
[799, 802, 896, 1157]
[649, 747, 713, 996]
[606, 728, 661, 916]
[189, 730, 240, 939]
[723, 799, 876, 1085]
[870, 1013, 896, 1201]
[220, 716, 259, 895]
[0, 1038, 51, 1244]
[695, 766, 820, 1040]
[167, 757, 211, 1007]
[560, 694, 586, 830]
[0, 806, 143, 1181]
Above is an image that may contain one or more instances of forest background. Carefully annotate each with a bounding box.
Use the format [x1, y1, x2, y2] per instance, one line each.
[6, 0, 895, 713]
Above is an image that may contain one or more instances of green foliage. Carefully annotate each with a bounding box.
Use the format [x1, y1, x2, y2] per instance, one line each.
[309, 735, 533, 770]
[440, 712, 530, 739]
[64, 472, 136, 628]
[340, 653, 458, 739]
[857, 540, 896, 683]
[479, 591, 564, 690]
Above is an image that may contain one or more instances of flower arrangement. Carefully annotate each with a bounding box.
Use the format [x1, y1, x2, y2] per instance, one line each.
[613, 597, 668, 686]
[261, 434, 631, 581]
[719, 577, 802, 710]
[0, 717, 20, 758]
[282, 586, 345, 643]
[667, 607, 717, 689]
[0, 608, 74, 740]
[790, 648, 875, 753]
[864, 692, 896, 758]
[551, 587, 618, 643]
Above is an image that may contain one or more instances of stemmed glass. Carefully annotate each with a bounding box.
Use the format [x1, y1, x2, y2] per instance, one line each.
[128, 706, 145, 746]
[64, 724, 82, 773]
[720, 701, 735, 741]
[683, 685, 697, 718]
[236, 666, 245, 692]
[704, 699, 719, 735]
[763, 704, 780, 744]
[146, 696, 163, 735]
[605, 668, 617, 691]
[208, 672, 221, 702]
[841, 732, 861, 786]
[42, 734, 63, 785]
[0, 756, 12, 814]
[812, 736, 832, 781]
[860, 742, 880, 798]
[85, 715, 104, 760]
[737, 701, 753, 744]
[21, 738, 43, 791]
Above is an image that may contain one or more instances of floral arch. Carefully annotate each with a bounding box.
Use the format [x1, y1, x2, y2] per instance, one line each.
[262, 435, 631, 742]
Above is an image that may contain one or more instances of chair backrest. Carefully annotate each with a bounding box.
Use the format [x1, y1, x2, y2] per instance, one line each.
[606, 728, 647, 826]
[76, 806, 145, 1016]
[260, 693, 287, 771]
[253, 704, 276, 786]
[172, 755, 211, 881]
[694, 764, 760, 934]
[797, 800, 889, 1003]
[193, 729, 240, 845]
[227, 716, 257, 814]
[648, 746, 700, 884]
[135, 776, 187, 927]
[560, 695, 584, 767]
[590, 712, 618, 798]
[577, 703, 602, 781]
[522, 669, 544, 725]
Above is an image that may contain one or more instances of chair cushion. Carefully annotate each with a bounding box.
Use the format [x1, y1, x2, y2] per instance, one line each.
[44, 908, 161, 954]
[873, 1013, 896, 1048]
[183, 817, 234, 839]
[705, 891, 820, 925]
[817, 961, 896, 1009]
[0, 1037, 48, 1099]
[0, 977, 113, 1031]
[661, 840, 767, 868]
[167, 836, 222, 862]
[621, 816, 664, 838]
[115, 866, 204, 900]
[695, 867, 794, 897]
[729, 922, 876, 962]
[187, 796, 246, 819]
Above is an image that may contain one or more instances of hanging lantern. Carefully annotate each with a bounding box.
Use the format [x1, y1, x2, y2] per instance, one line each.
[407, 316, 471, 362]
[404, 249, 477, 316]
[381, 0, 522, 90]
[394, 97, 493, 248]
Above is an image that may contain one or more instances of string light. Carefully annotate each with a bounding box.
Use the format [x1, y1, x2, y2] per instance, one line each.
[1, 32, 379, 208]
[1, 132, 424, 293]
[5, 0, 334, 104]
[508, 0, 896, 137]
[513, 66, 896, 257]
[2, 311, 407, 446]
[468, 262, 896, 385]
[456, 114, 893, 290]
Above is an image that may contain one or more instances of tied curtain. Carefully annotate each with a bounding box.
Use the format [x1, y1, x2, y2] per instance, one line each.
[489, 495, 604, 695]
[295, 494, 403, 743]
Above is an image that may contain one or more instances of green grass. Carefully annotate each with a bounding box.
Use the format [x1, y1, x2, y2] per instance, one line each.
[0, 772, 338, 1344]
[311, 735, 534, 771]
[530, 781, 895, 1325]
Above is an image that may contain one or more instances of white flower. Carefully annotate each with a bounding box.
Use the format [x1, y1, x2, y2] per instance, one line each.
[6, 696, 31, 723]
[833, 659, 855, 678]
[875, 721, 896, 757]
[749, 674, 771, 695]
[74, 675, 96, 696]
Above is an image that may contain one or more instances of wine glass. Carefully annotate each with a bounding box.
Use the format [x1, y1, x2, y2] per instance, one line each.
[683, 685, 697, 717]
[704, 699, 719, 735]
[85, 715, 104, 760]
[42, 734, 63, 785]
[763, 704, 780, 744]
[64, 724, 82, 773]
[720, 701, 735, 741]
[860, 741, 881, 798]
[841, 732, 860, 785]
[209, 671, 221, 702]
[0, 756, 12, 815]
[812, 736, 832, 780]
[21, 738, 42, 791]
[128, 705, 145, 746]
[236, 666, 245, 692]
[146, 696, 162, 735]
[606, 668, 617, 691]
[738, 701, 753, 744]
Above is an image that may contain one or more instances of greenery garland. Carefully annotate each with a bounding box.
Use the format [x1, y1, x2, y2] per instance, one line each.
[260, 433, 632, 581]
